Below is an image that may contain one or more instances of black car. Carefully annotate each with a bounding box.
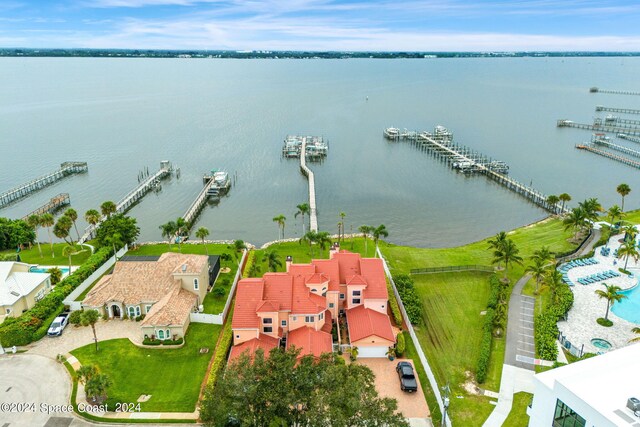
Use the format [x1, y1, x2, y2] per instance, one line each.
[395, 361, 418, 393]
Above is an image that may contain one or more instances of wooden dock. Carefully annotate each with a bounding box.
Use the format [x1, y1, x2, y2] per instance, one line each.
[618, 134, 640, 145]
[300, 138, 318, 232]
[0, 162, 87, 209]
[557, 119, 640, 136]
[21, 193, 70, 221]
[182, 178, 217, 227]
[596, 106, 640, 115]
[576, 144, 640, 169]
[392, 127, 567, 214]
[590, 87, 640, 96]
[610, 117, 640, 126]
[591, 136, 640, 159]
[79, 162, 171, 243]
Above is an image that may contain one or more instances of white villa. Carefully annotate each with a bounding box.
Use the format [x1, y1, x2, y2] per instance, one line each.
[0, 262, 51, 322]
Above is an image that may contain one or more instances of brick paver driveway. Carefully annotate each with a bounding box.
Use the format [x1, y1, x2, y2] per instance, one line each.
[357, 358, 431, 421]
[26, 319, 141, 359]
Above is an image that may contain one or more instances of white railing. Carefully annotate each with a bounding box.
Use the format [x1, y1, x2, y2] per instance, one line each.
[377, 246, 451, 427]
[63, 245, 129, 310]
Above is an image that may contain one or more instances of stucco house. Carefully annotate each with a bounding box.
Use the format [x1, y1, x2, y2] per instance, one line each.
[82, 252, 216, 341]
[0, 262, 52, 322]
[230, 246, 395, 360]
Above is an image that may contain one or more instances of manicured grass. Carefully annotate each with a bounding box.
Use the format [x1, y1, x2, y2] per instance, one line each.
[410, 271, 497, 426]
[403, 331, 442, 425]
[618, 208, 640, 225]
[504, 392, 533, 427]
[1, 243, 91, 266]
[126, 243, 239, 314]
[71, 323, 222, 412]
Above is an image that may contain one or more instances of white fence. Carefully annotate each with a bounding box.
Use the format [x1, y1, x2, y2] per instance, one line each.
[190, 249, 247, 326]
[377, 246, 451, 427]
[63, 245, 129, 311]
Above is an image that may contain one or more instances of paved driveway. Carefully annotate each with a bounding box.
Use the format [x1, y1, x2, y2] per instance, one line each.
[27, 320, 141, 359]
[357, 358, 431, 423]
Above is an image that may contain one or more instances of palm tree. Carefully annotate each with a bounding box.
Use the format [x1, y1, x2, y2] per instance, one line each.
[40, 213, 55, 258]
[372, 224, 389, 257]
[27, 214, 43, 258]
[175, 217, 187, 251]
[618, 241, 639, 271]
[316, 231, 332, 253]
[563, 207, 587, 239]
[630, 327, 640, 343]
[546, 195, 560, 213]
[594, 283, 626, 321]
[230, 240, 247, 261]
[104, 232, 123, 258]
[53, 216, 73, 245]
[64, 208, 81, 242]
[159, 221, 177, 244]
[525, 258, 548, 295]
[541, 269, 564, 305]
[81, 309, 102, 351]
[84, 209, 101, 226]
[492, 238, 523, 280]
[617, 183, 631, 212]
[559, 193, 571, 213]
[339, 212, 346, 242]
[195, 227, 210, 255]
[62, 244, 75, 273]
[488, 231, 508, 269]
[578, 198, 603, 225]
[607, 205, 623, 228]
[262, 250, 283, 272]
[300, 230, 318, 256]
[532, 246, 554, 267]
[358, 225, 373, 256]
[100, 201, 117, 218]
[273, 215, 286, 240]
[294, 203, 310, 235]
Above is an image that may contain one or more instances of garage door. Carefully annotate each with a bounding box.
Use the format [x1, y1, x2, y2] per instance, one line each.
[357, 346, 388, 358]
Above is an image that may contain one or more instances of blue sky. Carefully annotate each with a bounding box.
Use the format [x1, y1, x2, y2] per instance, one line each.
[2, 0, 640, 51]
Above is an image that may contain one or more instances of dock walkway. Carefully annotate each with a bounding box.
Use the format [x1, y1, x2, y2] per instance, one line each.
[183, 178, 217, 227]
[300, 138, 318, 232]
[596, 106, 640, 115]
[79, 163, 171, 243]
[576, 144, 640, 169]
[0, 162, 87, 209]
[590, 87, 640, 96]
[21, 193, 70, 221]
[592, 137, 640, 159]
[557, 119, 640, 136]
[416, 131, 567, 214]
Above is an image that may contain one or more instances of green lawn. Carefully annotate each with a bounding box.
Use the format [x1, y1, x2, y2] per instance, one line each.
[504, 392, 533, 427]
[71, 323, 222, 412]
[411, 272, 498, 426]
[1, 243, 91, 266]
[126, 243, 239, 314]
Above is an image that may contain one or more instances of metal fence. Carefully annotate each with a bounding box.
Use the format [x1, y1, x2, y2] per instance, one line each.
[410, 265, 494, 275]
[557, 331, 585, 358]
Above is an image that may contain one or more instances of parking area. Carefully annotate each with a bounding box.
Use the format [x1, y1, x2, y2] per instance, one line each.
[356, 358, 431, 421]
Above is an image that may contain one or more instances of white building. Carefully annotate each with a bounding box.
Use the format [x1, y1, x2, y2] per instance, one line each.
[0, 262, 51, 322]
[528, 343, 640, 427]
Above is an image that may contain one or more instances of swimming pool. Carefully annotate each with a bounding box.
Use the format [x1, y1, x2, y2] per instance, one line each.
[29, 266, 70, 274]
[611, 280, 640, 324]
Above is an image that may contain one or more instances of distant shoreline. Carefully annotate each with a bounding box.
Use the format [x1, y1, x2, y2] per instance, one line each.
[2, 49, 640, 59]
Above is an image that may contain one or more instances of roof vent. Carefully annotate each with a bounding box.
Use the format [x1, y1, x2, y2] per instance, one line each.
[182, 264, 187, 272]
[627, 397, 640, 412]
[10, 291, 20, 297]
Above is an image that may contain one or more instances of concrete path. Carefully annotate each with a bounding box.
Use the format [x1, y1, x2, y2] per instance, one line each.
[504, 275, 536, 370]
[26, 319, 141, 359]
[482, 365, 535, 427]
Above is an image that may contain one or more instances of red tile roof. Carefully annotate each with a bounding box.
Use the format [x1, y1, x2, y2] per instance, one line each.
[289, 264, 315, 276]
[321, 310, 333, 333]
[232, 279, 264, 329]
[346, 274, 367, 286]
[228, 333, 280, 362]
[306, 272, 329, 285]
[256, 300, 280, 313]
[346, 305, 395, 343]
[262, 273, 293, 311]
[333, 252, 361, 283]
[311, 258, 340, 291]
[359, 258, 388, 299]
[291, 274, 325, 315]
[286, 326, 333, 358]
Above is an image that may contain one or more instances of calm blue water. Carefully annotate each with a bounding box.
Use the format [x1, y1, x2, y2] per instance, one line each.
[1, 57, 640, 247]
[611, 281, 640, 324]
[29, 267, 70, 274]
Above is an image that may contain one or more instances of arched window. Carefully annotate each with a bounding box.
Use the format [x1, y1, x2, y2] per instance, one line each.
[158, 329, 165, 339]
[128, 306, 136, 318]
[194, 278, 199, 290]
[166, 329, 171, 340]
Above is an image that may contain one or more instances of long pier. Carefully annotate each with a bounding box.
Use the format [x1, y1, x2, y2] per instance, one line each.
[402, 127, 566, 214]
[576, 144, 640, 169]
[79, 162, 171, 243]
[0, 162, 87, 209]
[609, 117, 640, 126]
[557, 120, 640, 136]
[590, 87, 640, 96]
[182, 178, 217, 227]
[300, 138, 318, 232]
[21, 193, 70, 221]
[596, 106, 640, 115]
[618, 134, 640, 145]
[591, 136, 640, 159]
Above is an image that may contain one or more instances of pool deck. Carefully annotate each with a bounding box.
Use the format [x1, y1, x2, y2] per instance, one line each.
[557, 232, 639, 354]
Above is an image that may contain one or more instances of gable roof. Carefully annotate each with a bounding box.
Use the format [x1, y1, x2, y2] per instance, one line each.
[310, 258, 340, 291]
[0, 262, 50, 306]
[232, 279, 264, 329]
[286, 326, 333, 358]
[346, 305, 395, 343]
[228, 333, 280, 362]
[141, 288, 196, 327]
[358, 258, 388, 299]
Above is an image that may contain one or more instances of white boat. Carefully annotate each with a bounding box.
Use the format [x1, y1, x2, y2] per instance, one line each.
[384, 127, 400, 139]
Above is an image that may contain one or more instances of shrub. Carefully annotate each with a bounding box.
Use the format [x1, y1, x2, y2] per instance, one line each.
[143, 338, 162, 345]
[242, 251, 256, 278]
[395, 332, 405, 356]
[68, 311, 83, 325]
[207, 321, 233, 392]
[534, 311, 559, 360]
[476, 307, 494, 384]
[619, 268, 631, 275]
[135, 314, 145, 322]
[487, 275, 501, 309]
[597, 317, 613, 327]
[393, 274, 422, 325]
[212, 286, 226, 297]
[386, 282, 403, 326]
[162, 338, 184, 345]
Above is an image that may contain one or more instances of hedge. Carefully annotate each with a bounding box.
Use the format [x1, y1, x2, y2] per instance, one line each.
[206, 319, 233, 392]
[242, 251, 255, 279]
[0, 246, 113, 347]
[393, 274, 422, 325]
[476, 307, 495, 384]
[386, 282, 403, 326]
[534, 282, 574, 360]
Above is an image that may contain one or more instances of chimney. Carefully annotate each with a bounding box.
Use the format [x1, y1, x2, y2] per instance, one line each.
[286, 256, 292, 272]
[329, 242, 340, 259]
